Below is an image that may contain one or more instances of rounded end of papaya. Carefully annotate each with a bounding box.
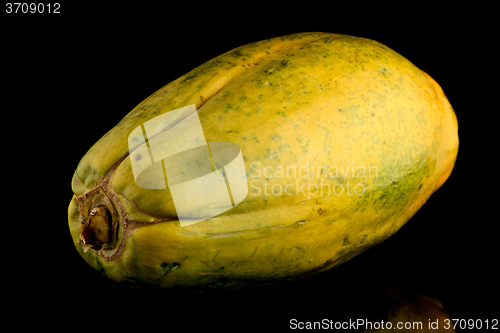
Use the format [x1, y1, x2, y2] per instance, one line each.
[421, 70, 459, 192]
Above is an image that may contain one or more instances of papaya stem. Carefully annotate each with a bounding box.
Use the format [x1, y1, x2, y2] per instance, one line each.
[78, 206, 112, 252]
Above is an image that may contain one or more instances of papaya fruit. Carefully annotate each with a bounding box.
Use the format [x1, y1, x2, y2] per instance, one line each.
[68, 32, 458, 290]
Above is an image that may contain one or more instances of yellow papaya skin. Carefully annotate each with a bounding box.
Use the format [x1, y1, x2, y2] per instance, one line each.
[68, 32, 458, 290]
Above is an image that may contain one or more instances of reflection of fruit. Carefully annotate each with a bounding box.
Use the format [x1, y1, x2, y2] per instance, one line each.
[68, 32, 458, 290]
[361, 291, 455, 333]
[323, 284, 455, 333]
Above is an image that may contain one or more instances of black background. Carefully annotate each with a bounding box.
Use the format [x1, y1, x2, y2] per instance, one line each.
[3, 3, 496, 331]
